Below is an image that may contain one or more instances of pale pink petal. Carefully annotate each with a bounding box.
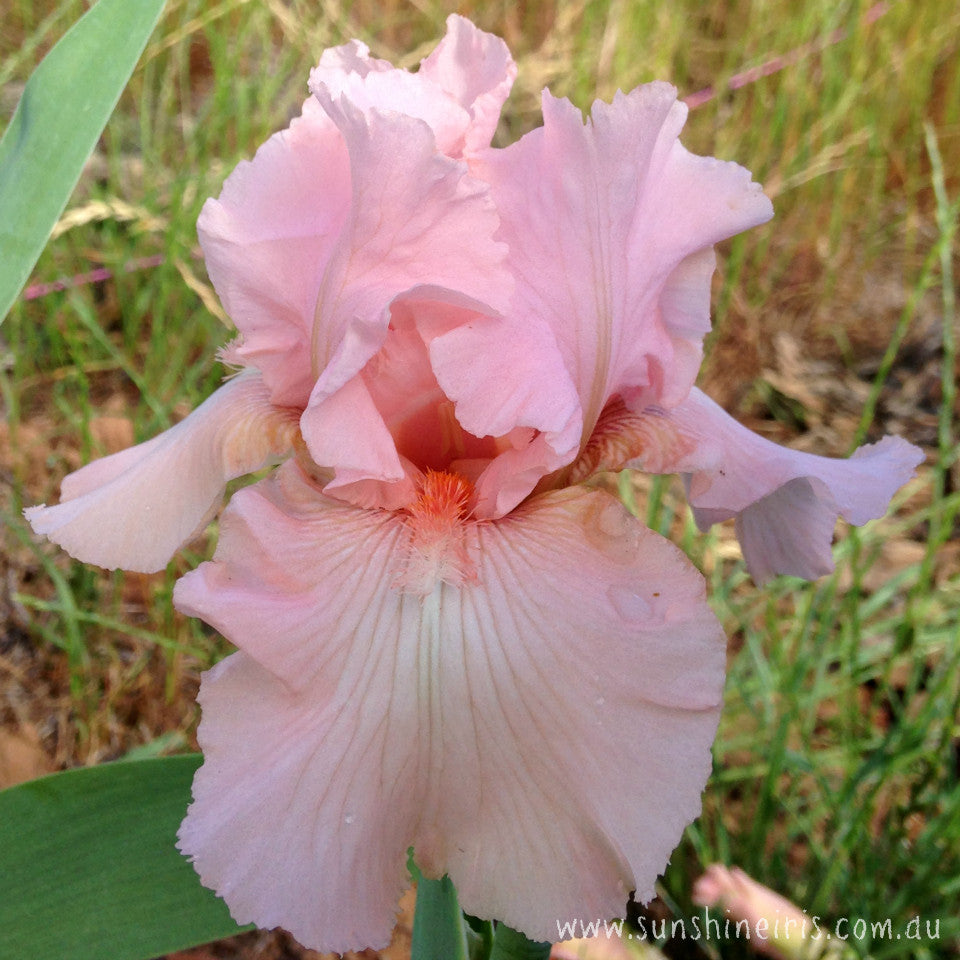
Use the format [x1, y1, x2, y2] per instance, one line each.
[655, 247, 718, 399]
[303, 287, 479, 505]
[418, 14, 517, 156]
[304, 285, 582, 515]
[310, 55, 469, 158]
[25, 374, 298, 573]
[199, 97, 351, 406]
[176, 650, 418, 954]
[428, 303, 580, 445]
[174, 470, 444, 951]
[420, 486, 725, 935]
[315, 466, 419, 512]
[174, 465, 724, 950]
[733, 478, 840, 582]
[480, 84, 772, 440]
[417, 287, 583, 517]
[300, 97, 508, 461]
[693, 866, 809, 960]
[628, 388, 924, 582]
[313, 38, 394, 79]
[309, 16, 514, 159]
[302, 374, 411, 490]
[551, 937, 638, 960]
[469, 433, 575, 519]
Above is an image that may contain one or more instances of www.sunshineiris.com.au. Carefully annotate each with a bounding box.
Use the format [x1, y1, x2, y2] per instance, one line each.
[556, 911, 942, 945]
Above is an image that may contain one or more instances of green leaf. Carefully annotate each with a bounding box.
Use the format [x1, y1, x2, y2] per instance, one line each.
[0, 754, 251, 960]
[465, 914, 496, 960]
[0, 0, 166, 323]
[410, 857, 471, 960]
[489, 923, 552, 960]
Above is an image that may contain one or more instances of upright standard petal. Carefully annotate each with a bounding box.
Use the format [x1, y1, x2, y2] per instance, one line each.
[309, 15, 515, 159]
[417, 14, 517, 157]
[174, 463, 725, 952]
[198, 97, 352, 407]
[299, 97, 509, 464]
[25, 373, 298, 572]
[480, 84, 773, 442]
[579, 389, 923, 583]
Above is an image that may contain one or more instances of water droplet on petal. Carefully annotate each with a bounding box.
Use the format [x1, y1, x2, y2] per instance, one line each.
[608, 586, 652, 622]
[344, 813, 355, 825]
[596, 499, 632, 540]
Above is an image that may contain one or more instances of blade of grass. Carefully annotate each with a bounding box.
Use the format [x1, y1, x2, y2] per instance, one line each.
[0, 0, 166, 322]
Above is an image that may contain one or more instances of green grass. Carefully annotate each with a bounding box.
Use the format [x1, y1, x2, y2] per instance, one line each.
[2, 1, 958, 957]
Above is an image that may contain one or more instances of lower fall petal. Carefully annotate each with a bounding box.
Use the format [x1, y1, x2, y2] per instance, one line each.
[25, 373, 298, 573]
[419, 486, 725, 936]
[585, 388, 923, 583]
[674, 389, 923, 581]
[176, 650, 418, 954]
[174, 463, 725, 951]
[670, 390, 923, 524]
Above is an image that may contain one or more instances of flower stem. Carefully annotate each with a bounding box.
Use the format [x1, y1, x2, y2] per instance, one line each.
[489, 922, 552, 960]
[408, 853, 551, 960]
[410, 867, 470, 960]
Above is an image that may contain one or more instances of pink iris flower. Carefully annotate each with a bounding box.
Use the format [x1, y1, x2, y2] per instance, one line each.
[25, 16, 922, 953]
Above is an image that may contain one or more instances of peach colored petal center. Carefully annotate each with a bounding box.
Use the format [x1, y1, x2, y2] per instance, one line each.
[356, 301, 539, 499]
[362, 319, 502, 473]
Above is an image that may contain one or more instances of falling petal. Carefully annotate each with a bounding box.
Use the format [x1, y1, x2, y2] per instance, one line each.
[599, 388, 923, 582]
[25, 373, 298, 572]
[174, 465, 725, 951]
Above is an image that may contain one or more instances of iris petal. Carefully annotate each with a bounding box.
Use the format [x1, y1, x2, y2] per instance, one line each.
[174, 463, 725, 951]
[25, 373, 297, 573]
[198, 99, 351, 407]
[596, 388, 923, 582]
[480, 84, 773, 440]
[309, 14, 515, 160]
